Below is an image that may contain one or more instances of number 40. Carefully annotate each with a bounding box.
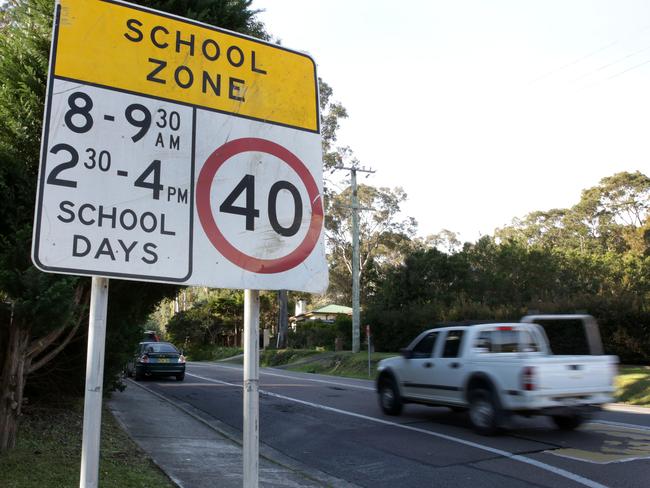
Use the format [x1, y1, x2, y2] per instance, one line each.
[220, 174, 303, 237]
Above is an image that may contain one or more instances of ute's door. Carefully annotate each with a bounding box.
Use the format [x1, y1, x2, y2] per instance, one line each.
[429, 329, 466, 403]
[400, 331, 440, 401]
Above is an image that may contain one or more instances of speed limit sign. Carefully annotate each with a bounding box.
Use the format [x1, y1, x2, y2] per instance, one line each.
[196, 137, 323, 274]
[32, 0, 328, 293]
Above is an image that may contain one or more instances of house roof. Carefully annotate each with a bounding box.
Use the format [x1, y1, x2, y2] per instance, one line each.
[310, 304, 353, 315]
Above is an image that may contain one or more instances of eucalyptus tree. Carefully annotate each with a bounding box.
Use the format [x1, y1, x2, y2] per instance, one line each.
[326, 184, 417, 303]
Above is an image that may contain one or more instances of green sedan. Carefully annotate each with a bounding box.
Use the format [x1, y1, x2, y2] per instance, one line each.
[126, 341, 186, 381]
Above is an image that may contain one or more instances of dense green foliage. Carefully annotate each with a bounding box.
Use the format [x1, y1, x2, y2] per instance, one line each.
[287, 316, 352, 350]
[166, 290, 245, 350]
[365, 172, 650, 363]
[164, 289, 277, 354]
[0, 0, 268, 450]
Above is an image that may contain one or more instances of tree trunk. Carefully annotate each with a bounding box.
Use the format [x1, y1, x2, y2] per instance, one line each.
[276, 290, 288, 349]
[0, 324, 29, 452]
[0, 284, 86, 452]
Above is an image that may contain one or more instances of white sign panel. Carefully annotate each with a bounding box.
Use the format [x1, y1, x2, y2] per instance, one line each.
[32, 0, 327, 293]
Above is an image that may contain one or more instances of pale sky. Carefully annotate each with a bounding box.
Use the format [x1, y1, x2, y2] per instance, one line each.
[254, 0, 650, 242]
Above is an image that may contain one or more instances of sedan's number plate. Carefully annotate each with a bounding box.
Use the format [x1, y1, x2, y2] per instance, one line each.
[158, 358, 170, 363]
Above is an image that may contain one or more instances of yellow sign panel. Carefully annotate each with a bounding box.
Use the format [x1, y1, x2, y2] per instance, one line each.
[54, 0, 319, 132]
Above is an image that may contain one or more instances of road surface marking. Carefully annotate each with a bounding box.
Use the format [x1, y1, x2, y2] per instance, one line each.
[604, 404, 650, 415]
[190, 362, 376, 391]
[187, 372, 607, 488]
[547, 423, 650, 464]
[590, 420, 650, 432]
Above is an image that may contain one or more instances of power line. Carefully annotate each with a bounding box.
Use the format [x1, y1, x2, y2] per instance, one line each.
[571, 44, 650, 82]
[578, 56, 650, 92]
[528, 40, 619, 86]
[528, 23, 650, 86]
[605, 58, 650, 80]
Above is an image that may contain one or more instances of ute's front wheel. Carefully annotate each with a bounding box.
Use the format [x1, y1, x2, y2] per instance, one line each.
[378, 377, 403, 416]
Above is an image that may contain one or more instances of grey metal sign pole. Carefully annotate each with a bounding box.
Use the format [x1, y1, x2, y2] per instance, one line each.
[79, 276, 109, 488]
[243, 289, 260, 487]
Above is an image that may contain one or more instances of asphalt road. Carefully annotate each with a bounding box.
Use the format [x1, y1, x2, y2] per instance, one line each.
[139, 361, 650, 488]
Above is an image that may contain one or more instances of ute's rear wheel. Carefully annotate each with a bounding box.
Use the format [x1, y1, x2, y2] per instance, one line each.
[468, 389, 503, 435]
[378, 377, 403, 416]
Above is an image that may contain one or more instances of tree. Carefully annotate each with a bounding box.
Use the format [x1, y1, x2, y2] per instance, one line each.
[423, 229, 462, 254]
[136, 0, 268, 40]
[319, 79, 349, 173]
[167, 291, 244, 348]
[276, 289, 289, 348]
[496, 171, 650, 254]
[0, 0, 85, 452]
[596, 171, 650, 227]
[0, 0, 268, 451]
[325, 184, 417, 303]
[365, 174, 650, 361]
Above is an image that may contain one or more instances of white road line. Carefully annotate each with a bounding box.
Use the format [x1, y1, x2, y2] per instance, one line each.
[186, 373, 608, 488]
[604, 404, 650, 415]
[190, 362, 376, 391]
[588, 420, 650, 432]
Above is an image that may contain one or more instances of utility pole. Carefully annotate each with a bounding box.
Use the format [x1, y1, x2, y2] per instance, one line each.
[333, 164, 375, 353]
[276, 289, 288, 349]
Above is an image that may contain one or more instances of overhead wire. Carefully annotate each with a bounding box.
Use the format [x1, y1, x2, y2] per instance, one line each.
[527, 40, 619, 86]
[571, 44, 650, 82]
[605, 58, 650, 80]
[528, 24, 650, 87]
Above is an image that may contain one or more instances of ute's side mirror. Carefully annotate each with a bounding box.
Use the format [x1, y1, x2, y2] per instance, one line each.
[400, 348, 414, 359]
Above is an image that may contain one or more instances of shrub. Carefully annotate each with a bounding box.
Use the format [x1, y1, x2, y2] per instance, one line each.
[288, 320, 339, 350]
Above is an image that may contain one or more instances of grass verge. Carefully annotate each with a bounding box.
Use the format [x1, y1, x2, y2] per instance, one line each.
[266, 350, 396, 379]
[214, 348, 325, 367]
[615, 365, 650, 406]
[187, 345, 242, 362]
[0, 398, 175, 488]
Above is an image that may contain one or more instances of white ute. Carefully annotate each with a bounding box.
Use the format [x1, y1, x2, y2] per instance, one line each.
[376, 315, 618, 434]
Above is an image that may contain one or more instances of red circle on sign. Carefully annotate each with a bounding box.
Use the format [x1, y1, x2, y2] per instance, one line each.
[196, 138, 323, 274]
